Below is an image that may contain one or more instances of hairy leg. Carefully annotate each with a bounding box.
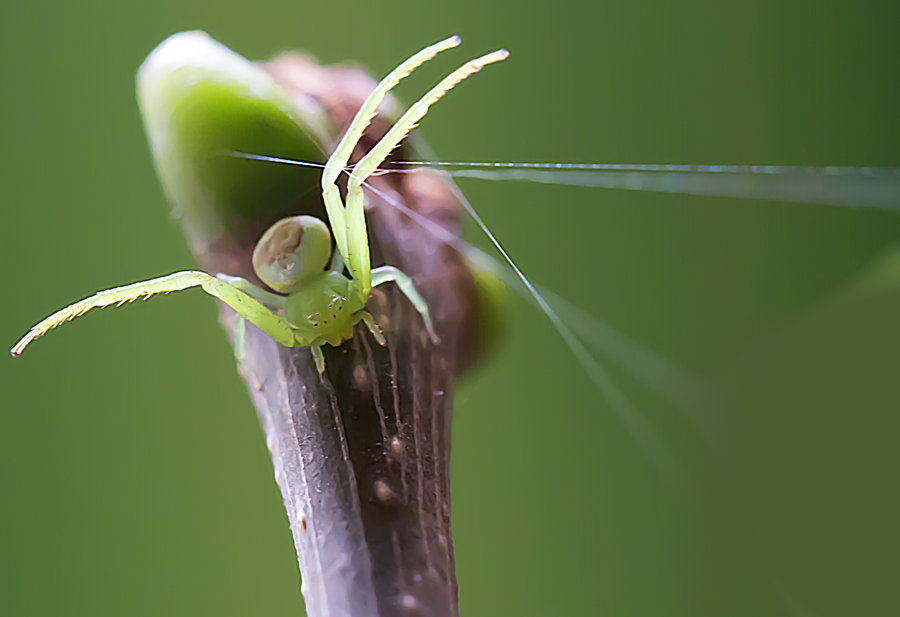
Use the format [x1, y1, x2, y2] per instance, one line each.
[343, 48, 508, 301]
[320, 36, 462, 286]
[12, 271, 296, 356]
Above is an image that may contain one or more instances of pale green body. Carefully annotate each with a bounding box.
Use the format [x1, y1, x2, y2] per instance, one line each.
[11, 36, 506, 371]
[284, 271, 358, 347]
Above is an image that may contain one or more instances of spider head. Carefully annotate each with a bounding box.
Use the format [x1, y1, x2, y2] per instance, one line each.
[252, 215, 332, 293]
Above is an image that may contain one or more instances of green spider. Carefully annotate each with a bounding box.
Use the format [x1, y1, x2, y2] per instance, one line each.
[10, 36, 508, 372]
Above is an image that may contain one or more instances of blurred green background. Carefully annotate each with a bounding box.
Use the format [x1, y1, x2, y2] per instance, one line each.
[2, 1, 898, 616]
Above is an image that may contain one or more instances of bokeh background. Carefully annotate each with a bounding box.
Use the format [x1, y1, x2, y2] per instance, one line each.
[2, 1, 898, 615]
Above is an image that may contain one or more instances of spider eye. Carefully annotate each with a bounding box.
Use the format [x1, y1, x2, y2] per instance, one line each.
[252, 215, 332, 293]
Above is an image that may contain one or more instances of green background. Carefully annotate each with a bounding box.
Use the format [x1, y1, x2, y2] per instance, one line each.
[2, 1, 898, 615]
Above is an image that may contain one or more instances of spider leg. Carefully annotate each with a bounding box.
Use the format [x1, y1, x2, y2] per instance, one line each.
[11, 271, 296, 356]
[353, 310, 386, 346]
[310, 343, 326, 374]
[321, 35, 461, 189]
[198, 275, 296, 347]
[214, 274, 292, 364]
[215, 273, 286, 309]
[321, 36, 461, 268]
[371, 266, 438, 344]
[344, 48, 508, 303]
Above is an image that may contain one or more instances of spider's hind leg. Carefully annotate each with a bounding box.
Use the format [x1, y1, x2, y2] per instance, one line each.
[354, 310, 387, 346]
[371, 266, 439, 345]
[310, 344, 326, 374]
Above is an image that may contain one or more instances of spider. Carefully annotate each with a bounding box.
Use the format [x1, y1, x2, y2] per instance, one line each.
[11, 35, 507, 372]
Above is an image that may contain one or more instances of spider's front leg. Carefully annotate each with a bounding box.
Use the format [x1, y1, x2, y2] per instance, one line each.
[318, 38, 505, 350]
[319, 35, 464, 301]
[215, 273, 286, 309]
[10, 272, 296, 356]
[215, 273, 289, 363]
[199, 275, 298, 352]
